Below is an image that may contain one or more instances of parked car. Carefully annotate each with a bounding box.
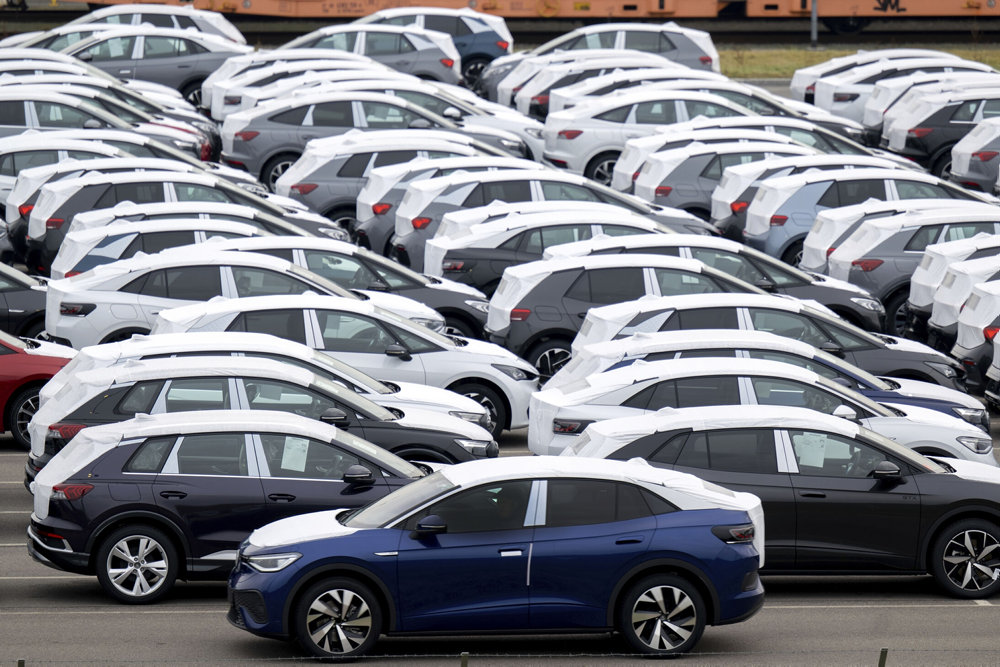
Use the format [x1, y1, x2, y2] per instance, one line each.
[951, 280, 1000, 392]
[546, 66, 728, 114]
[64, 3, 246, 44]
[0, 329, 73, 450]
[28, 410, 426, 602]
[570, 292, 967, 390]
[227, 456, 762, 658]
[528, 357, 993, 462]
[950, 117, 1000, 191]
[926, 256, 1000, 354]
[569, 403, 1000, 598]
[151, 293, 539, 436]
[0, 263, 47, 339]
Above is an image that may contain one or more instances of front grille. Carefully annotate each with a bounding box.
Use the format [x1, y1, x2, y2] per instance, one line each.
[231, 589, 267, 625]
[227, 604, 246, 628]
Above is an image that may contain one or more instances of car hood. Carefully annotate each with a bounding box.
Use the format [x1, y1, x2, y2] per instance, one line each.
[248, 509, 359, 548]
[26, 339, 77, 359]
[880, 334, 957, 363]
[879, 402, 986, 435]
[425, 277, 486, 299]
[395, 406, 492, 440]
[807, 272, 870, 296]
[937, 457, 1000, 483]
[886, 377, 985, 411]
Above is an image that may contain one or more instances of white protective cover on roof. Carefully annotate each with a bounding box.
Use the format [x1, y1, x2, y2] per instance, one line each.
[956, 280, 1000, 350]
[863, 72, 1000, 130]
[910, 234, 1000, 309]
[544, 231, 733, 260]
[789, 49, 959, 99]
[885, 87, 1000, 151]
[952, 117, 1000, 177]
[929, 255, 1000, 329]
[826, 215, 919, 281]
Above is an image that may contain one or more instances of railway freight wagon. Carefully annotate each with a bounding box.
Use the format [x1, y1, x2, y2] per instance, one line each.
[79, 0, 1000, 28]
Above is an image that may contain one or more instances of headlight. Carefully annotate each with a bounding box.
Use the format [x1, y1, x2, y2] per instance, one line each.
[957, 436, 993, 454]
[850, 297, 884, 312]
[953, 406, 988, 425]
[455, 439, 493, 456]
[449, 410, 485, 424]
[245, 552, 301, 572]
[925, 361, 958, 378]
[492, 363, 537, 381]
[171, 139, 196, 150]
[500, 138, 524, 150]
[464, 299, 490, 313]
[318, 226, 349, 241]
[412, 317, 445, 332]
[525, 128, 543, 138]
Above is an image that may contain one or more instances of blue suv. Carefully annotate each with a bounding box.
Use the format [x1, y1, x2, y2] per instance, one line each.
[227, 457, 764, 657]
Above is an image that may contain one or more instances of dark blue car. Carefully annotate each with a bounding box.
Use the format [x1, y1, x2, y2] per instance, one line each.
[227, 456, 764, 658]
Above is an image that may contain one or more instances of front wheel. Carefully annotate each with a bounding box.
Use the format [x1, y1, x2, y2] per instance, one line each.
[931, 519, 1000, 599]
[7, 386, 40, 450]
[618, 574, 706, 655]
[95, 526, 178, 604]
[180, 80, 205, 108]
[295, 577, 382, 658]
[443, 315, 478, 338]
[452, 382, 507, 438]
[461, 57, 491, 89]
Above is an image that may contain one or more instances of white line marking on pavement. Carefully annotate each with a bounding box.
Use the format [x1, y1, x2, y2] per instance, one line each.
[0, 543, 25, 546]
[0, 480, 28, 483]
[769, 602, 993, 609]
[0, 510, 30, 514]
[0, 609, 223, 615]
[975, 599, 992, 606]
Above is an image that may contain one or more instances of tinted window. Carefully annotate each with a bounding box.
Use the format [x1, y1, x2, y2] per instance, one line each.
[373, 149, 419, 168]
[141, 231, 196, 254]
[270, 106, 309, 125]
[749, 308, 831, 347]
[951, 100, 979, 122]
[654, 268, 722, 295]
[364, 32, 411, 56]
[688, 248, 767, 284]
[540, 181, 603, 202]
[118, 381, 162, 415]
[142, 36, 181, 58]
[34, 102, 94, 129]
[424, 15, 459, 33]
[124, 436, 175, 473]
[79, 35, 136, 61]
[685, 100, 741, 119]
[634, 101, 677, 124]
[595, 106, 630, 123]
[305, 251, 377, 289]
[0, 101, 25, 125]
[314, 32, 358, 51]
[675, 429, 777, 473]
[676, 307, 740, 329]
[623, 30, 673, 52]
[565, 267, 645, 304]
[360, 101, 421, 129]
[789, 429, 886, 478]
[904, 225, 944, 251]
[337, 153, 372, 178]
[316, 310, 395, 352]
[545, 479, 653, 526]
[312, 101, 353, 127]
[172, 433, 248, 476]
[243, 379, 338, 419]
[259, 433, 360, 479]
[838, 179, 885, 206]
[463, 180, 532, 206]
[750, 376, 848, 414]
[163, 377, 230, 411]
[231, 267, 309, 297]
[229, 309, 307, 344]
[563, 32, 615, 49]
[163, 266, 223, 300]
[174, 184, 232, 203]
[409, 480, 533, 533]
[523, 225, 592, 254]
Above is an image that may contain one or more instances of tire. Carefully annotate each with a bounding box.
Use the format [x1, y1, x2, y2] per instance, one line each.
[443, 315, 477, 338]
[6, 386, 40, 451]
[529, 339, 572, 382]
[461, 57, 491, 89]
[883, 290, 909, 336]
[584, 152, 620, 186]
[324, 206, 358, 232]
[931, 519, 1000, 598]
[618, 574, 706, 656]
[18, 318, 45, 339]
[95, 525, 178, 604]
[393, 447, 457, 464]
[780, 240, 804, 268]
[261, 153, 300, 193]
[180, 80, 205, 108]
[685, 207, 710, 221]
[932, 152, 953, 178]
[452, 382, 507, 438]
[294, 577, 381, 658]
[100, 328, 148, 344]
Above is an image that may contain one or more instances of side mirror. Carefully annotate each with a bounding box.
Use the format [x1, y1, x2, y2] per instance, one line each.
[830, 377, 853, 389]
[412, 514, 447, 538]
[342, 464, 374, 486]
[76, 52, 93, 62]
[408, 118, 433, 129]
[83, 118, 104, 129]
[320, 407, 351, 427]
[819, 341, 845, 358]
[754, 277, 776, 292]
[833, 405, 859, 422]
[385, 344, 412, 361]
[366, 281, 390, 292]
[442, 106, 462, 120]
[871, 460, 901, 480]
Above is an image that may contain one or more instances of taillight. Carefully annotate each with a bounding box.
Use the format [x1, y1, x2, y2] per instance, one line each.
[806, 84, 815, 93]
[58, 303, 95, 316]
[223, 96, 241, 105]
[199, 142, 211, 161]
[557, 129, 583, 140]
[48, 423, 87, 440]
[985, 327, 1000, 342]
[907, 128, 932, 139]
[632, 170, 640, 182]
[531, 94, 549, 105]
[826, 247, 837, 257]
[371, 203, 392, 215]
[51, 483, 94, 501]
[730, 201, 748, 214]
[442, 260, 465, 272]
[974, 151, 999, 162]
[411, 217, 432, 230]
[833, 93, 859, 102]
[655, 186, 673, 198]
[712, 523, 755, 544]
[496, 40, 509, 50]
[512, 86, 522, 93]
[699, 55, 713, 65]
[552, 418, 594, 434]
[770, 215, 788, 226]
[441, 58, 455, 68]
[291, 183, 317, 195]
[851, 259, 884, 272]
[234, 130, 259, 141]
[510, 308, 531, 321]
[46, 218, 65, 229]
[18, 204, 33, 218]
[64, 271, 81, 278]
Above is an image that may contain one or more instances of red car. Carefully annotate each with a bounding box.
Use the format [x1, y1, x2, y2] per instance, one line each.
[0, 330, 72, 450]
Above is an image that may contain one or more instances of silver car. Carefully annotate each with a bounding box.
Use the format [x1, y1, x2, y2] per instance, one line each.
[64, 4, 245, 43]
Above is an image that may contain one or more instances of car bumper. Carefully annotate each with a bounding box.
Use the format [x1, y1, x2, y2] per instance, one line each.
[927, 323, 958, 354]
[904, 304, 931, 342]
[27, 523, 90, 575]
[952, 342, 992, 394]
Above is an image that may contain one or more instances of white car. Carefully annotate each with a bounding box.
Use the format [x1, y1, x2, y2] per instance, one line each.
[951, 117, 1000, 192]
[541, 89, 754, 181]
[547, 66, 725, 114]
[927, 255, 1000, 343]
[65, 3, 246, 44]
[789, 49, 961, 102]
[0, 135, 129, 203]
[150, 293, 539, 435]
[527, 357, 995, 464]
[45, 247, 444, 349]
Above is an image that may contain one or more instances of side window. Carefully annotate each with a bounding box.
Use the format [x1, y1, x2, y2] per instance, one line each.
[142, 36, 179, 58]
[546, 479, 654, 526]
[688, 248, 767, 284]
[595, 106, 630, 123]
[714, 91, 780, 115]
[685, 100, 742, 119]
[676, 307, 740, 329]
[141, 231, 196, 254]
[163, 266, 223, 300]
[360, 101, 420, 129]
[314, 32, 358, 51]
[124, 436, 174, 473]
[838, 179, 886, 206]
[894, 180, 950, 199]
[364, 32, 403, 56]
[944, 222, 997, 242]
[142, 13, 175, 28]
[338, 153, 372, 178]
[372, 150, 419, 168]
[600, 225, 645, 237]
[231, 267, 309, 297]
[748, 308, 832, 347]
[654, 269, 722, 295]
[634, 101, 677, 124]
[789, 430, 887, 478]
[259, 433, 360, 480]
[304, 251, 378, 289]
[983, 99, 1000, 119]
[647, 432, 689, 465]
[229, 309, 307, 345]
[269, 106, 309, 126]
[951, 100, 980, 122]
[11, 150, 59, 172]
[163, 377, 231, 411]
[667, 375, 740, 408]
[675, 429, 777, 473]
[565, 31, 615, 49]
[407, 480, 532, 533]
[118, 380, 163, 415]
[172, 433, 249, 476]
[750, 376, 849, 414]
[79, 35, 137, 61]
[424, 15, 459, 33]
[816, 183, 840, 208]
[540, 181, 603, 202]
[746, 349, 844, 382]
[622, 30, 661, 52]
[114, 182, 165, 205]
[904, 225, 944, 251]
[242, 379, 337, 418]
[312, 102, 353, 127]
[174, 184, 232, 203]
[482, 180, 532, 203]
[34, 102, 94, 129]
[0, 101, 25, 125]
[566, 267, 645, 304]
[525, 225, 592, 253]
[385, 323, 438, 353]
[315, 310, 395, 352]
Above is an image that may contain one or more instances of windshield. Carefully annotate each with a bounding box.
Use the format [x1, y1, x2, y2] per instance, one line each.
[335, 428, 423, 478]
[860, 426, 947, 473]
[359, 247, 428, 287]
[344, 469, 455, 527]
[0, 329, 26, 350]
[287, 263, 355, 298]
[816, 375, 892, 417]
[309, 349, 392, 394]
[813, 347, 891, 390]
[312, 374, 396, 420]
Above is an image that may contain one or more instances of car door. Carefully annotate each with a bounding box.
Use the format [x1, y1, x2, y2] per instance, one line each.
[252, 431, 391, 524]
[309, 308, 428, 383]
[362, 31, 414, 73]
[528, 478, 659, 628]
[127, 265, 225, 326]
[135, 36, 186, 89]
[561, 266, 646, 325]
[0, 100, 28, 139]
[784, 428, 921, 569]
[225, 308, 311, 347]
[661, 428, 797, 568]
[152, 432, 267, 559]
[76, 34, 138, 80]
[395, 479, 534, 631]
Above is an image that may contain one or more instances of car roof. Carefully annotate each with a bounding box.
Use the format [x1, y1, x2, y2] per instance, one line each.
[587, 291, 817, 319]
[155, 293, 372, 329]
[577, 328, 820, 358]
[69, 218, 261, 242]
[302, 129, 484, 155]
[502, 253, 712, 282]
[73, 354, 314, 387]
[75, 331, 314, 362]
[572, 356, 821, 392]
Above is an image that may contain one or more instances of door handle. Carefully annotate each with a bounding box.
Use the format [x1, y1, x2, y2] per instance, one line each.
[159, 491, 187, 499]
[499, 549, 522, 557]
[799, 491, 826, 498]
[119, 69, 132, 74]
[268, 493, 296, 502]
[615, 537, 644, 545]
[576, 312, 587, 318]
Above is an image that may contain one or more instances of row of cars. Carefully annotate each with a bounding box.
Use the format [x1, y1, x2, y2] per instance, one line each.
[6, 4, 1000, 658]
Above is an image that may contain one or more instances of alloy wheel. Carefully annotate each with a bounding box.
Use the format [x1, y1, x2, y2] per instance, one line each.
[461, 389, 498, 433]
[304, 588, 374, 655]
[590, 158, 616, 186]
[105, 535, 170, 599]
[941, 529, 1000, 592]
[535, 346, 571, 380]
[12, 392, 38, 447]
[630, 584, 698, 651]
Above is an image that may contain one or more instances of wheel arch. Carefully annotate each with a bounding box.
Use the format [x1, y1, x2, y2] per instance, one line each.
[920, 506, 1000, 571]
[434, 307, 482, 337]
[85, 511, 189, 576]
[446, 375, 512, 430]
[606, 558, 720, 627]
[283, 563, 398, 635]
[2, 379, 48, 433]
[521, 329, 578, 360]
[100, 327, 150, 345]
[15, 314, 45, 338]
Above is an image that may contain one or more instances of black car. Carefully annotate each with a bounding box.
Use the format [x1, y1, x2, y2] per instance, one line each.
[0, 263, 45, 337]
[574, 404, 1000, 598]
[485, 254, 762, 377]
[27, 410, 425, 603]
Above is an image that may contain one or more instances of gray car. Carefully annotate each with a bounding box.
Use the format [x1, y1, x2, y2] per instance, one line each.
[281, 24, 462, 85]
[221, 90, 524, 189]
[62, 26, 252, 104]
[391, 168, 713, 272]
[949, 117, 1000, 192]
[65, 4, 245, 44]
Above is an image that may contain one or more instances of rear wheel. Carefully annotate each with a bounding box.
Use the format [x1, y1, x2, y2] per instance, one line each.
[931, 519, 1000, 598]
[585, 152, 620, 186]
[180, 80, 205, 108]
[461, 57, 491, 89]
[443, 315, 477, 338]
[780, 240, 804, 268]
[529, 339, 572, 382]
[932, 151, 953, 178]
[618, 574, 706, 655]
[883, 290, 909, 336]
[6, 386, 39, 451]
[261, 152, 299, 192]
[324, 206, 358, 232]
[101, 328, 149, 344]
[95, 525, 178, 604]
[19, 319, 45, 339]
[294, 577, 381, 658]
